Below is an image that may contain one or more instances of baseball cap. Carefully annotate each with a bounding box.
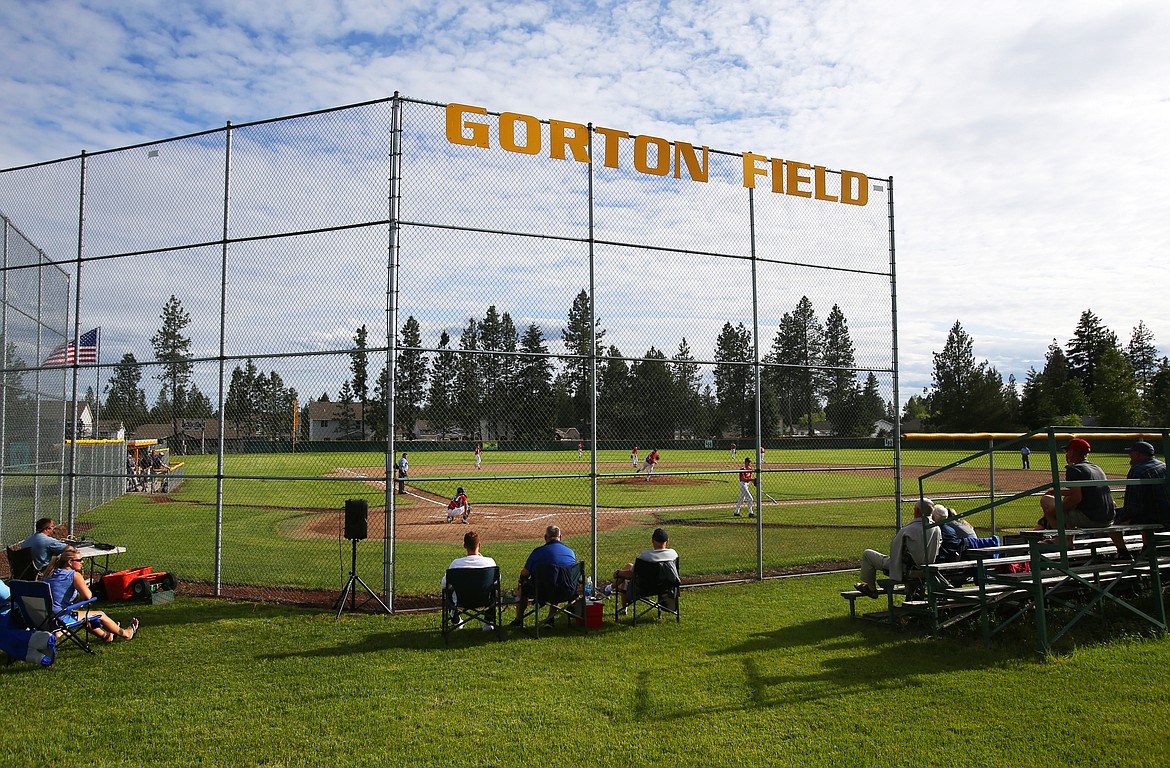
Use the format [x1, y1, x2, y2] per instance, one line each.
[1126, 441, 1155, 456]
[1060, 438, 1091, 453]
[652, 527, 669, 543]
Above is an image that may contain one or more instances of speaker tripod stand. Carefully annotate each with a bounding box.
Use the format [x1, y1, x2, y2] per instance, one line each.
[334, 536, 392, 620]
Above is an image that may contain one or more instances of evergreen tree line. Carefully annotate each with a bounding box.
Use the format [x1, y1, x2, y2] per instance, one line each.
[909, 310, 1169, 432]
[330, 291, 889, 442]
[95, 292, 891, 443]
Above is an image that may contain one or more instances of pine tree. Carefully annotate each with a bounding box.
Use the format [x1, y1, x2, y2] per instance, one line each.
[629, 347, 675, 443]
[1127, 321, 1159, 397]
[454, 319, 481, 438]
[597, 346, 631, 439]
[561, 289, 604, 432]
[425, 330, 457, 439]
[514, 324, 554, 441]
[150, 295, 193, 446]
[927, 321, 1009, 431]
[395, 316, 428, 440]
[671, 338, 702, 438]
[714, 322, 753, 437]
[1092, 345, 1141, 425]
[766, 297, 823, 435]
[821, 304, 862, 435]
[1066, 309, 1118, 397]
[103, 353, 149, 430]
[351, 325, 369, 436]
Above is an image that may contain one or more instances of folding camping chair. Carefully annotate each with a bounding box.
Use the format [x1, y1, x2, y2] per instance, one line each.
[9, 580, 102, 655]
[515, 561, 586, 638]
[441, 566, 502, 643]
[5, 545, 35, 581]
[619, 556, 681, 626]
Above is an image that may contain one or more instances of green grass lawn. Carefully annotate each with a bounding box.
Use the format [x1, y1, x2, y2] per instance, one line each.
[65, 447, 1095, 599]
[4, 576, 1169, 766]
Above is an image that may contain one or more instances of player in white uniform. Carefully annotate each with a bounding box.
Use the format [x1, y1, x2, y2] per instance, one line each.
[734, 458, 756, 518]
[630, 446, 639, 468]
[474, 443, 482, 470]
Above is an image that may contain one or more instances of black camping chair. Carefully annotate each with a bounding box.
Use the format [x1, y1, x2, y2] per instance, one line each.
[5, 545, 35, 581]
[619, 556, 681, 626]
[9, 580, 103, 655]
[516, 561, 586, 638]
[441, 566, 502, 643]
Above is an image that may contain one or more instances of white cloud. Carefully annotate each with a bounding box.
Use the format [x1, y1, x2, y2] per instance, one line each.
[1, 0, 1169, 407]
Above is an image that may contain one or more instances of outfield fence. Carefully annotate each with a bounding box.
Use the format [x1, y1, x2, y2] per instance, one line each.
[0, 95, 902, 608]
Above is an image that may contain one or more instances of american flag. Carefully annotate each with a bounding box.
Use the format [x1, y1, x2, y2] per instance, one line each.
[42, 328, 100, 367]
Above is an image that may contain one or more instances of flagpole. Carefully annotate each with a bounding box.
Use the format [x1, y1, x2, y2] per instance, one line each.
[93, 326, 101, 438]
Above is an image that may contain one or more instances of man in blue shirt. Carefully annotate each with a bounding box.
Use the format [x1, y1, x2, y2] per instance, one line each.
[21, 517, 68, 570]
[395, 452, 408, 495]
[1110, 441, 1169, 557]
[509, 525, 576, 627]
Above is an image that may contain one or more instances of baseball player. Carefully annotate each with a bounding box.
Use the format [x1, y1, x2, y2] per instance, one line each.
[631, 446, 639, 468]
[637, 449, 659, 481]
[734, 457, 756, 518]
[730, 442, 736, 460]
[475, 443, 482, 470]
[447, 486, 472, 524]
[577, 442, 583, 459]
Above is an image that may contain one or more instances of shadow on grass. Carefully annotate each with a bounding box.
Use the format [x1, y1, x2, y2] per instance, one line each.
[620, 615, 1032, 721]
[256, 617, 630, 660]
[107, 597, 317, 628]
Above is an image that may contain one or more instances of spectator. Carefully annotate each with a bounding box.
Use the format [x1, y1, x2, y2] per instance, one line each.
[1110, 441, 1169, 558]
[21, 518, 68, 570]
[40, 548, 137, 643]
[853, 498, 939, 599]
[1036, 438, 1115, 531]
[509, 525, 577, 628]
[440, 531, 497, 631]
[611, 527, 679, 614]
[126, 450, 140, 491]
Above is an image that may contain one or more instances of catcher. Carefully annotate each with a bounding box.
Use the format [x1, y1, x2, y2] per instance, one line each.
[446, 486, 472, 524]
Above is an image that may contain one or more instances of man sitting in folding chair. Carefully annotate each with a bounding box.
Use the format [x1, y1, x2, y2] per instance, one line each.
[612, 527, 680, 623]
[42, 547, 138, 644]
[509, 525, 578, 630]
[440, 530, 499, 636]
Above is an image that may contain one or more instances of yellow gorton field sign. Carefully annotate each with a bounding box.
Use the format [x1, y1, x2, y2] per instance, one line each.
[446, 103, 870, 207]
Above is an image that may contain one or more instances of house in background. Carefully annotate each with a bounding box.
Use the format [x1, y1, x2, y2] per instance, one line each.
[307, 401, 371, 441]
[96, 420, 126, 440]
[63, 401, 94, 438]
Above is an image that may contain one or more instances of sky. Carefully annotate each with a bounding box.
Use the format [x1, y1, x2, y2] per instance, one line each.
[1, 0, 1168, 407]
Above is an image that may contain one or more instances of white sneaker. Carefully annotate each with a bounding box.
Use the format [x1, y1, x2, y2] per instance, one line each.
[481, 623, 495, 632]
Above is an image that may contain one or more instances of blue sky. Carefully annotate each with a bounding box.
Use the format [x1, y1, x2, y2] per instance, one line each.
[2, 0, 1169, 405]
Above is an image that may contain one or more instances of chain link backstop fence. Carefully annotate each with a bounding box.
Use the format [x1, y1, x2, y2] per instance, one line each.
[0, 95, 899, 609]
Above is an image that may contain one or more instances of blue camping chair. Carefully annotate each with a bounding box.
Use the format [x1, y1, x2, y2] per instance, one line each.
[0, 606, 56, 667]
[515, 561, 587, 638]
[441, 566, 502, 643]
[9, 580, 102, 655]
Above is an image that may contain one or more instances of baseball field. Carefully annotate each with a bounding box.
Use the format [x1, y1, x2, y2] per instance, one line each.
[67, 443, 1119, 606]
